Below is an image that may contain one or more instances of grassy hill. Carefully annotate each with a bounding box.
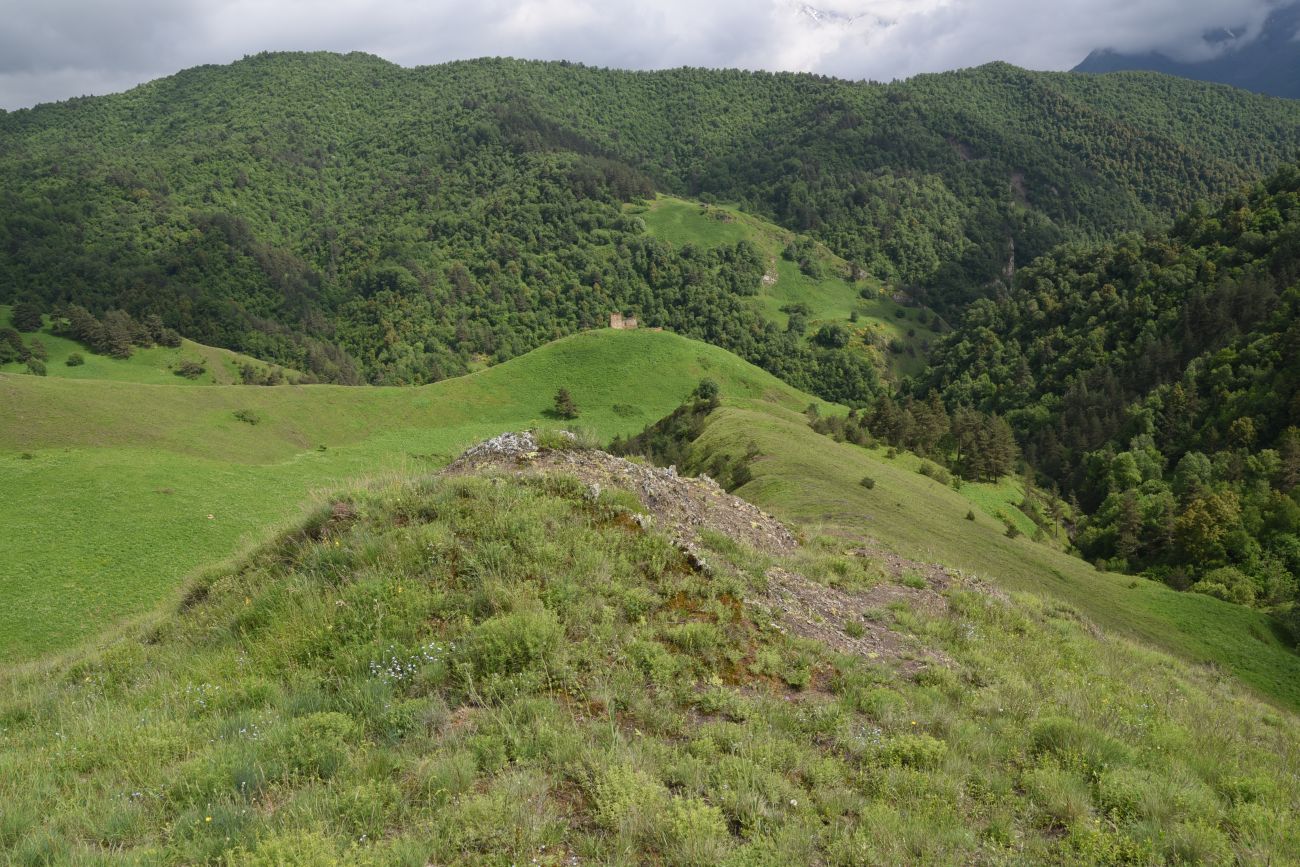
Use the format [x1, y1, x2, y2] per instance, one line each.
[5, 324, 1299, 715]
[0, 329, 821, 660]
[0, 305, 296, 386]
[633, 196, 939, 378]
[686, 405, 1300, 710]
[0, 435, 1296, 863]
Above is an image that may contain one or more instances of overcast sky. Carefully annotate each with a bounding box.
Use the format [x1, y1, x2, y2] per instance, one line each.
[0, 0, 1293, 110]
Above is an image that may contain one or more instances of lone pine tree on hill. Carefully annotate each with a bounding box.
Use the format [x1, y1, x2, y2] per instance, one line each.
[553, 387, 579, 419]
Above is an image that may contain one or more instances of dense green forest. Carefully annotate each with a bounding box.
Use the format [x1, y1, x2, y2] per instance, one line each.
[3, 51, 1299, 389]
[922, 164, 1300, 619]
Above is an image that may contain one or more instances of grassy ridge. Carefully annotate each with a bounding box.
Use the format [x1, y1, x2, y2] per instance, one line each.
[693, 405, 1300, 709]
[5, 327, 1297, 710]
[0, 329, 821, 660]
[0, 458, 1295, 863]
[0, 306, 295, 385]
[634, 196, 940, 378]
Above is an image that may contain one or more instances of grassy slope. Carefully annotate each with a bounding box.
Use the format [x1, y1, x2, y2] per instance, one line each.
[0, 306, 296, 386]
[0, 457, 1295, 864]
[5, 323, 1296, 709]
[0, 329, 819, 661]
[694, 405, 1300, 709]
[633, 196, 939, 378]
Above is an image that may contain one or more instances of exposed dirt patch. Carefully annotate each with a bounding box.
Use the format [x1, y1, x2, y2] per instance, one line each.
[447, 431, 798, 555]
[1010, 171, 1028, 204]
[449, 434, 1001, 676]
[755, 568, 950, 675]
[852, 540, 1010, 603]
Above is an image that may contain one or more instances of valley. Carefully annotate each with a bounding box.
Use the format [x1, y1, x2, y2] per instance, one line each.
[1, 49, 1298, 864]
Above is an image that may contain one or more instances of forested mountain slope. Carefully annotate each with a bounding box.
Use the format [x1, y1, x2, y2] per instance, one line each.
[923, 163, 1300, 614]
[3, 52, 1298, 389]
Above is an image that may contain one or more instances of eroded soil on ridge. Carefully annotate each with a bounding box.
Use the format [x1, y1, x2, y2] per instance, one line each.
[446, 431, 798, 554]
[447, 433, 987, 673]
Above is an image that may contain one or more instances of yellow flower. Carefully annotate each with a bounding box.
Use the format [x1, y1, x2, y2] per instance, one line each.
[205, 816, 212, 823]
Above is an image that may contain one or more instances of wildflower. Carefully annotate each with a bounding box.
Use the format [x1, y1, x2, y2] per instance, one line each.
[205, 816, 212, 823]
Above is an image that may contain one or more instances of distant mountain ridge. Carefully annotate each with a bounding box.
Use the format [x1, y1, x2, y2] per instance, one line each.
[1074, 3, 1300, 98]
[2, 52, 1299, 388]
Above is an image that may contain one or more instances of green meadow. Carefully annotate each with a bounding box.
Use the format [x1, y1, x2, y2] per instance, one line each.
[0, 329, 817, 661]
[2, 326, 1299, 863]
[632, 196, 940, 378]
[0, 445, 1295, 864]
[4, 326, 1299, 711]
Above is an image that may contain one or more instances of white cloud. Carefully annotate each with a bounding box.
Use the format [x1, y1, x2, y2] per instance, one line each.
[0, 0, 1291, 110]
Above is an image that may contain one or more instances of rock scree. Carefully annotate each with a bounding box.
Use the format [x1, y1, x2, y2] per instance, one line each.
[447, 432, 982, 673]
[446, 431, 798, 557]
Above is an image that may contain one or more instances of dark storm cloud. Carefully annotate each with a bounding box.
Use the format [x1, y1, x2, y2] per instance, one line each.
[0, 0, 1291, 110]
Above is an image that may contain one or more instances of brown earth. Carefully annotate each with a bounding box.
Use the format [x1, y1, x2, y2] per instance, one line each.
[447, 433, 991, 672]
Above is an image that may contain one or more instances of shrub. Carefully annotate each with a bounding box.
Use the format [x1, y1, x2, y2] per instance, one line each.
[814, 323, 851, 349]
[407, 752, 477, 806]
[1097, 766, 1160, 822]
[591, 764, 668, 834]
[900, 573, 927, 589]
[535, 426, 599, 450]
[65, 352, 84, 367]
[965, 510, 976, 521]
[1030, 716, 1129, 779]
[232, 829, 341, 866]
[1163, 820, 1234, 864]
[882, 733, 947, 768]
[26, 338, 48, 361]
[859, 476, 876, 489]
[462, 609, 563, 677]
[1023, 765, 1092, 829]
[277, 712, 355, 779]
[693, 378, 720, 402]
[917, 462, 953, 486]
[1190, 566, 1256, 606]
[25, 358, 46, 376]
[233, 408, 262, 425]
[664, 621, 724, 656]
[664, 797, 730, 865]
[176, 359, 206, 379]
